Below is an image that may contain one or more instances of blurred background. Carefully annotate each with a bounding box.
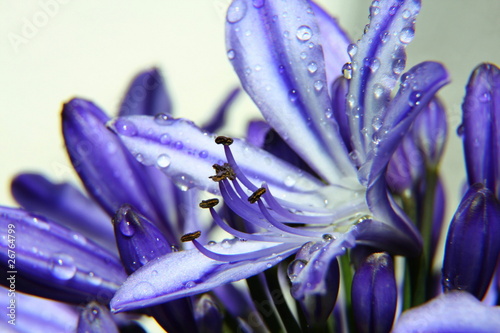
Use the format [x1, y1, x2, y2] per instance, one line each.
[1, 0, 500, 223]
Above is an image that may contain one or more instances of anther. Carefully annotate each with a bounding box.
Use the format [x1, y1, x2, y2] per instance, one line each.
[248, 187, 266, 204]
[209, 163, 236, 182]
[199, 198, 220, 209]
[215, 136, 234, 145]
[180, 230, 202, 242]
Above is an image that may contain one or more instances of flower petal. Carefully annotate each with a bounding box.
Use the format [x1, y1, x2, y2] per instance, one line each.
[77, 302, 119, 333]
[359, 61, 449, 186]
[11, 173, 115, 252]
[226, 0, 357, 185]
[0, 288, 78, 333]
[311, 2, 350, 88]
[364, 176, 422, 256]
[461, 63, 500, 195]
[392, 291, 500, 333]
[107, 115, 327, 206]
[0, 207, 126, 304]
[62, 99, 178, 245]
[110, 239, 300, 312]
[347, 0, 421, 162]
[118, 68, 172, 116]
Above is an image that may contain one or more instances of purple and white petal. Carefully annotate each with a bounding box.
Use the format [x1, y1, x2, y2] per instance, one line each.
[226, 0, 357, 186]
[118, 68, 172, 117]
[347, 0, 421, 163]
[108, 115, 327, 206]
[359, 61, 449, 186]
[110, 239, 301, 312]
[392, 291, 500, 333]
[0, 207, 126, 304]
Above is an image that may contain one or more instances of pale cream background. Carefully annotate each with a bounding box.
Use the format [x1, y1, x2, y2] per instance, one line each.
[1, 0, 499, 224]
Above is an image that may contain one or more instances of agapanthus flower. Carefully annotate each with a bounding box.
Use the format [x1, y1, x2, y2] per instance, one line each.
[108, 0, 449, 316]
[0, 68, 246, 332]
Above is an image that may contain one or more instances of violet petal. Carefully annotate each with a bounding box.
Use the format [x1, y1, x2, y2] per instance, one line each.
[393, 291, 500, 333]
[226, 0, 357, 185]
[118, 67, 172, 117]
[442, 184, 500, 299]
[351, 252, 397, 333]
[0, 207, 126, 304]
[462, 63, 500, 195]
[77, 302, 119, 333]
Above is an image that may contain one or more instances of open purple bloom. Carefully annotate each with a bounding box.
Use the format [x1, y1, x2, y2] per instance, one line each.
[109, 0, 449, 312]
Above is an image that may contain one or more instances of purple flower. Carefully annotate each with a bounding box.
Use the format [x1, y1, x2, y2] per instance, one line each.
[109, 0, 449, 312]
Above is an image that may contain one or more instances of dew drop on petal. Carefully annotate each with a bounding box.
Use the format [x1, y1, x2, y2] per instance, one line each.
[479, 92, 491, 103]
[154, 113, 170, 125]
[174, 141, 183, 150]
[369, 58, 380, 72]
[288, 89, 299, 103]
[135, 153, 144, 163]
[322, 234, 334, 241]
[409, 91, 422, 106]
[119, 220, 135, 237]
[115, 119, 137, 136]
[207, 241, 216, 246]
[227, 0, 247, 23]
[392, 58, 406, 75]
[342, 63, 353, 79]
[313, 80, 324, 92]
[284, 176, 296, 187]
[296, 25, 312, 41]
[221, 239, 232, 249]
[347, 43, 358, 57]
[156, 154, 171, 168]
[227, 49, 236, 60]
[198, 150, 208, 159]
[307, 61, 318, 73]
[402, 9, 411, 19]
[185, 281, 197, 289]
[399, 27, 415, 44]
[287, 259, 308, 281]
[87, 272, 103, 286]
[49, 253, 77, 280]
[389, 5, 397, 15]
[159, 133, 171, 145]
[372, 116, 383, 131]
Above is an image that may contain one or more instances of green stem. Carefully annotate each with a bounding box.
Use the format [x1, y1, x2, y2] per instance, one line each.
[339, 253, 355, 333]
[247, 273, 284, 332]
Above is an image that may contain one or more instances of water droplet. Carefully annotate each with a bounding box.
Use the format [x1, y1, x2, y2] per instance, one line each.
[207, 241, 216, 246]
[479, 92, 491, 103]
[371, 5, 380, 16]
[185, 281, 196, 288]
[402, 9, 411, 19]
[115, 119, 137, 136]
[287, 259, 308, 281]
[159, 133, 171, 145]
[372, 132, 381, 145]
[399, 27, 415, 44]
[133, 281, 156, 300]
[120, 220, 135, 237]
[135, 153, 144, 163]
[198, 150, 208, 159]
[313, 80, 324, 92]
[86, 272, 102, 286]
[347, 43, 358, 57]
[409, 91, 422, 106]
[364, 24, 370, 34]
[307, 61, 317, 73]
[372, 116, 383, 131]
[156, 154, 171, 168]
[392, 58, 406, 75]
[325, 108, 333, 119]
[266, 263, 272, 268]
[296, 25, 312, 41]
[151, 270, 158, 276]
[254, 64, 262, 71]
[221, 239, 232, 249]
[171, 245, 179, 252]
[284, 176, 296, 187]
[252, 0, 264, 8]
[288, 89, 299, 103]
[322, 234, 334, 241]
[456, 124, 464, 137]
[369, 58, 380, 72]
[174, 141, 183, 150]
[299, 52, 307, 60]
[373, 84, 385, 99]
[154, 113, 170, 125]
[227, 0, 247, 23]
[227, 49, 236, 60]
[342, 62, 353, 79]
[49, 253, 77, 280]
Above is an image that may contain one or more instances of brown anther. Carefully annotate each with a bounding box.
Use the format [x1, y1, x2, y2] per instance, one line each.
[215, 136, 234, 145]
[180, 230, 202, 242]
[248, 187, 267, 204]
[199, 198, 219, 209]
[209, 163, 236, 182]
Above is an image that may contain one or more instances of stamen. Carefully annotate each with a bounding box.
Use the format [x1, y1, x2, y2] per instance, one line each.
[210, 163, 236, 182]
[192, 239, 300, 262]
[180, 230, 202, 242]
[248, 187, 267, 204]
[222, 145, 258, 191]
[199, 198, 220, 209]
[215, 136, 234, 145]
